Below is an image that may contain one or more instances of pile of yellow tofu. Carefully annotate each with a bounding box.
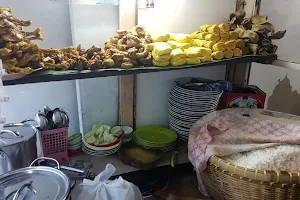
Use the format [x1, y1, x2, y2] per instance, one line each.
[192, 23, 248, 60]
[148, 23, 249, 67]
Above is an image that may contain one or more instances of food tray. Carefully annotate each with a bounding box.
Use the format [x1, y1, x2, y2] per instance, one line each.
[118, 143, 164, 170]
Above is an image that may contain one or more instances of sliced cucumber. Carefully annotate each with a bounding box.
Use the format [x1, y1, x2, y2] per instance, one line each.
[111, 126, 122, 136]
[92, 125, 100, 133]
[96, 125, 105, 137]
[86, 136, 96, 144]
[90, 130, 96, 137]
[104, 134, 115, 142]
[84, 131, 94, 140]
[94, 139, 100, 145]
[103, 125, 111, 131]
[103, 129, 110, 138]
[99, 136, 104, 143]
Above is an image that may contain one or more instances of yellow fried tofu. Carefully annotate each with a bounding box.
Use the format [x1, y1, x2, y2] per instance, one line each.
[200, 24, 210, 32]
[167, 41, 178, 49]
[174, 34, 192, 43]
[147, 43, 154, 51]
[197, 32, 209, 40]
[177, 43, 191, 49]
[207, 24, 220, 34]
[224, 50, 234, 59]
[171, 48, 186, 62]
[199, 56, 212, 62]
[218, 23, 230, 32]
[212, 51, 224, 60]
[186, 57, 201, 65]
[204, 41, 216, 49]
[212, 42, 226, 52]
[193, 39, 206, 47]
[235, 39, 246, 49]
[153, 59, 169, 67]
[190, 31, 200, 39]
[184, 47, 212, 58]
[229, 31, 239, 40]
[152, 34, 170, 42]
[233, 48, 243, 57]
[220, 32, 230, 41]
[225, 40, 236, 50]
[205, 34, 220, 42]
[218, 39, 228, 43]
[242, 47, 250, 55]
[169, 33, 175, 40]
[197, 47, 212, 57]
[154, 55, 171, 62]
[152, 50, 171, 61]
[184, 47, 199, 58]
[171, 58, 186, 66]
[153, 42, 172, 55]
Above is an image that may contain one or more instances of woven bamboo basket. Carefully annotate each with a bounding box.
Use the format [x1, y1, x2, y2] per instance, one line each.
[199, 155, 300, 200]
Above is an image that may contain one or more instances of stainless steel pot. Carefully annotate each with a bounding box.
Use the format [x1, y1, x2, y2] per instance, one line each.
[0, 157, 71, 200]
[0, 123, 37, 175]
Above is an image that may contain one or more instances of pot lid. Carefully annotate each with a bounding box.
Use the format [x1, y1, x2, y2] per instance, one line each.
[0, 123, 36, 147]
[0, 166, 70, 200]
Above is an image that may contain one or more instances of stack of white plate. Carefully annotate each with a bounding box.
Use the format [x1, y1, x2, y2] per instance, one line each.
[168, 80, 223, 141]
[82, 140, 121, 156]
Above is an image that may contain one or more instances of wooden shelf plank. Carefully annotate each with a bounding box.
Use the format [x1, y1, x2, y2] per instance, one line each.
[3, 54, 277, 86]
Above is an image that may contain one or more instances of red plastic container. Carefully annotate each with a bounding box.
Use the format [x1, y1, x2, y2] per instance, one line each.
[40, 127, 69, 162]
[218, 85, 266, 109]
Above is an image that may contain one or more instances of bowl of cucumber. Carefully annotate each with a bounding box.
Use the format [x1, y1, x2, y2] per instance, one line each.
[83, 125, 124, 147]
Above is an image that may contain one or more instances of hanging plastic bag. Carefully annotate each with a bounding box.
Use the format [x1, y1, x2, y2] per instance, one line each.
[72, 164, 143, 200]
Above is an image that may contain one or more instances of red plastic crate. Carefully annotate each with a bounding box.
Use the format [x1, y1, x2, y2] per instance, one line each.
[40, 127, 69, 162]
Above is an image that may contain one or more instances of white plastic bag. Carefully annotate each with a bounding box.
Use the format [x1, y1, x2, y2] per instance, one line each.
[72, 164, 143, 200]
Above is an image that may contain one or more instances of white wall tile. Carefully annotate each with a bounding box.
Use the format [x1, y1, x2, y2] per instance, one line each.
[2, 0, 79, 135]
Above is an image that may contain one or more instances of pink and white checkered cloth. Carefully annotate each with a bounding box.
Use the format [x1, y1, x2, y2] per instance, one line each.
[188, 108, 300, 172]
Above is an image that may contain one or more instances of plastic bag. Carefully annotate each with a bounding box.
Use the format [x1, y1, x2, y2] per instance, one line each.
[72, 164, 143, 200]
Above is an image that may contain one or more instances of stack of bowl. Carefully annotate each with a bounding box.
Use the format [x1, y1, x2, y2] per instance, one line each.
[133, 126, 177, 152]
[68, 133, 82, 152]
[121, 126, 133, 143]
[168, 78, 223, 141]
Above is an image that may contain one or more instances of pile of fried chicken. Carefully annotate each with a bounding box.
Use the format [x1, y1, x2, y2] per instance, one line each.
[229, 10, 286, 55]
[0, 7, 44, 73]
[0, 7, 153, 74]
[103, 26, 152, 68]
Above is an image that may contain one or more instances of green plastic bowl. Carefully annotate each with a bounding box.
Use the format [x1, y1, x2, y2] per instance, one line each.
[68, 133, 82, 142]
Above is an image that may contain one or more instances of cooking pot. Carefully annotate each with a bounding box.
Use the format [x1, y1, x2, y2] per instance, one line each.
[0, 123, 37, 175]
[0, 157, 72, 200]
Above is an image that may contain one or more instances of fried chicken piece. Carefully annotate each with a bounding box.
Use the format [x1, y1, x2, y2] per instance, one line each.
[2, 61, 33, 74]
[0, 18, 16, 29]
[85, 45, 104, 58]
[0, 7, 12, 13]
[132, 26, 146, 37]
[1, 29, 23, 42]
[0, 10, 31, 26]
[0, 47, 12, 57]
[22, 27, 44, 41]
[44, 63, 69, 70]
[17, 53, 41, 67]
[43, 56, 55, 64]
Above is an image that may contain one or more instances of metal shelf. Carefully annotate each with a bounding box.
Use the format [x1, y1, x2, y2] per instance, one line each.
[3, 54, 277, 86]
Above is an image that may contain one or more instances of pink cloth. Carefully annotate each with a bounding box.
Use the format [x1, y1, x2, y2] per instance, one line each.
[188, 108, 300, 172]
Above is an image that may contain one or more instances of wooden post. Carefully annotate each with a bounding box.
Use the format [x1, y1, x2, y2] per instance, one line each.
[226, 0, 261, 85]
[118, 0, 137, 128]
